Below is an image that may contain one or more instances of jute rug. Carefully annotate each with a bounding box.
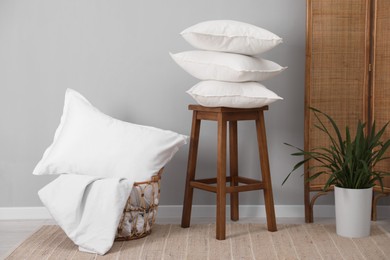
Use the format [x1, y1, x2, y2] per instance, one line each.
[4, 223, 390, 259]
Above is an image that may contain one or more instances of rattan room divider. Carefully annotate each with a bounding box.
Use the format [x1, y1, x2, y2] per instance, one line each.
[305, 0, 390, 222]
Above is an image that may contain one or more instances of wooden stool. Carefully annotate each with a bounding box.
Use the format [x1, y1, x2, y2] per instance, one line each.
[181, 105, 277, 240]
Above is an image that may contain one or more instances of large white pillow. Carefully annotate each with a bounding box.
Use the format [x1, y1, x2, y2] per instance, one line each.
[170, 50, 286, 82]
[33, 89, 188, 181]
[187, 81, 283, 108]
[181, 20, 282, 55]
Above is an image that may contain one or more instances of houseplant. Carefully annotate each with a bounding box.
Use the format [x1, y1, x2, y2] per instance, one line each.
[283, 107, 390, 237]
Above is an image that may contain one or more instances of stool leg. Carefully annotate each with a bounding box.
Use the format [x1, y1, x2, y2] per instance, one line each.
[229, 121, 239, 221]
[256, 111, 277, 232]
[216, 113, 227, 240]
[181, 111, 201, 228]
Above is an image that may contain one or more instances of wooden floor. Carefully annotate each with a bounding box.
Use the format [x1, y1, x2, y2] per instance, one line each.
[1, 218, 390, 259]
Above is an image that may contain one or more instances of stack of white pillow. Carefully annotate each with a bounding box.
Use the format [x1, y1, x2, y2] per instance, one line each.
[170, 20, 286, 108]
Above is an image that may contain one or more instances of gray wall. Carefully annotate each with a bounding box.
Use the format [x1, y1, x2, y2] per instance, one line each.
[0, 0, 308, 207]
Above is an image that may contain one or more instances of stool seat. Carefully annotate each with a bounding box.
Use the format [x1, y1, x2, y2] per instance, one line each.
[181, 105, 277, 240]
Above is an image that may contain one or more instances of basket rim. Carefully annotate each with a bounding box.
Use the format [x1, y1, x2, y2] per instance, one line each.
[133, 168, 164, 186]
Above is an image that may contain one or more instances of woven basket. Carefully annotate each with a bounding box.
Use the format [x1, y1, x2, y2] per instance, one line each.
[115, 168, 163, 241]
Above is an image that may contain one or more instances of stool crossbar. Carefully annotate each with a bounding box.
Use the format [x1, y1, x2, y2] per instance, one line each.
[181, 105, 277, 240]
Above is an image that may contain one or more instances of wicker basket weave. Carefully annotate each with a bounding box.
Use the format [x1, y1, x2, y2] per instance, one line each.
[115, 168, 163, 241]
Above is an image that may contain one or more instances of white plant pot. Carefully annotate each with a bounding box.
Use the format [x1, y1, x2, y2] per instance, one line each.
[334, 186, 373, 238]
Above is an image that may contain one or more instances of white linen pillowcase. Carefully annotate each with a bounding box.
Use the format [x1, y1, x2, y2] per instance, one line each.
[170, 50, 286, 82]
[187, 81, 283, 108]
[33, 89, 188, 182]
[181, 20, 283, 55]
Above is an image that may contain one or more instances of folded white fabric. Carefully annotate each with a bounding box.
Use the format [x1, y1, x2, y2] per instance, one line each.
[38, 174, 132, 255]
[79, 247, 97, 254]
[34, 89, 188, 255]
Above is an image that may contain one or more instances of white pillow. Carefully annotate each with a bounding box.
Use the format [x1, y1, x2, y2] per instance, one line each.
[33, 89, 188, 182]
[186, 81, 283, 108]
[181, 20, 282, 55]
[170, 51, 286, 82]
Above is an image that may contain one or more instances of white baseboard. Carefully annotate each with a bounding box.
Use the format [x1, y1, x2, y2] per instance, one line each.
[1, 205, 389, 220]
[157, 205, 312, 218]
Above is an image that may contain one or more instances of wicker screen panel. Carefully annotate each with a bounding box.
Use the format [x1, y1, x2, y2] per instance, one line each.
[372, 0, 390, 188]
[306, 0, 370, 186]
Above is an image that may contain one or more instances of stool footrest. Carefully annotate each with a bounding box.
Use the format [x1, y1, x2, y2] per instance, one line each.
[190, 181, 217, 193]
[190, 176, 264, 194]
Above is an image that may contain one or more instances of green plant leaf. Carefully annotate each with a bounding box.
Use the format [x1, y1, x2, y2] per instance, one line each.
[310, 107, 345, 154]
[283, 108, 390, 191]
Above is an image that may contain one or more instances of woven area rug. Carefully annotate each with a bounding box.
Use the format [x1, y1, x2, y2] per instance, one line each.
[5, 223, 390, 259]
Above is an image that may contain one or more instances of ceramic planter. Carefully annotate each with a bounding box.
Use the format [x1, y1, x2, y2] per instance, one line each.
[334, 186, 373, 238]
